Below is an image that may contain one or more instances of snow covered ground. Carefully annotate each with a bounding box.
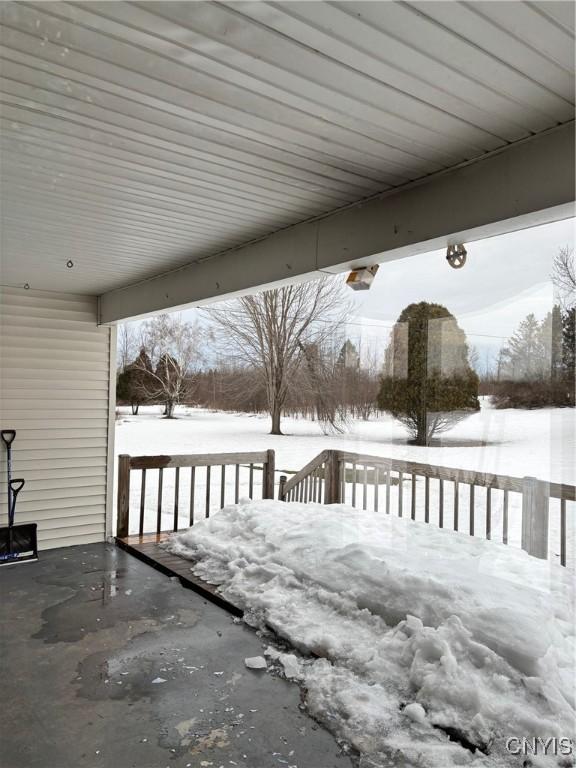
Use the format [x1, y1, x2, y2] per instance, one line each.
[116, 400, 575, 563]
[116, 403, 575, 764]
[116, 399, 575, 485]
[166, 499, 575, 768]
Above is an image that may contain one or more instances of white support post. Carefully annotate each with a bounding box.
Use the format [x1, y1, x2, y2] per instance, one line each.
[105, 324, 117, 541]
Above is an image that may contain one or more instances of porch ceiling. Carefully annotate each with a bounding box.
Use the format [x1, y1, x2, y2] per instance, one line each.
[0, 1, 574, 296]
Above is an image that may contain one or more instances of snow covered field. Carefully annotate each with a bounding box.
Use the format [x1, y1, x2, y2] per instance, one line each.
[166, 499, 575, 768]
[117, 399, 575, 485]
[116, 401, 575, 563]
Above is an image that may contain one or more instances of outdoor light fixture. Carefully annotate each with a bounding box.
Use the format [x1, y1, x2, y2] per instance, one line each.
[346, 264, 379, 291]
[446, 244, 467, 269]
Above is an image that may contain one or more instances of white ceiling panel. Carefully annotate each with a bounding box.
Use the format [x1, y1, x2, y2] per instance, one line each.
[0, 0, 574, 295]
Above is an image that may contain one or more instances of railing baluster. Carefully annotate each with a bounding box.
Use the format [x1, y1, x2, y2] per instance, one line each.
[398, 471, 403, 517]
[411, 474, 416, 520]
[439, 479, 444, 528]
[424, 476, 429, 523]
[139, 468, 146, 535]
[249, 463, 254, 498]
[189, 466, 195, 526]
[374, 466, 379, 512]
[385, 470, 391, 514]
[156, 467, 163, 534]
[235, 464, 240, 503]
[486, 488, 491, 540]
[173, 467, 180, 532]
[503, 489, 509, 544]
[469, 484, 474, 536]
[363, 464, 368, 510]
[206, 465, 211, 518]
[220, 465, 226, 508]
[453, 480, 459, 531]
[351, 463, 357, 507]
[560, 499, 566, 567]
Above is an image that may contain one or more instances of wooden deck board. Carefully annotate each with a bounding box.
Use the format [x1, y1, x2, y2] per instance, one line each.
[115, 533, 242, 617]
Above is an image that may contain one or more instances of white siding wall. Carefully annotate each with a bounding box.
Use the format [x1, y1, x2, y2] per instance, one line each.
[0, 287, 114, 549]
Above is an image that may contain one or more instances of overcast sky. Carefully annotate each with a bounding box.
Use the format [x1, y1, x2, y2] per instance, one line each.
[127, 217, 574, 373]
[343, 217, 575, 370]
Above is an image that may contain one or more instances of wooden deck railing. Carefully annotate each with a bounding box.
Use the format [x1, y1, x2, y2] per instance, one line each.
[117, 447, 574, 567]
[116, 450, 275, 538]
[279, 450, 575, 567]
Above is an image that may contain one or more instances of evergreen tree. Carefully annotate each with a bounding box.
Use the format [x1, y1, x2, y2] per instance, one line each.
[378, 302, 479, 445]
[336, 340, 360, 371]
[561, 307, 575, 405]
[549, 305, 564, 382]
[498, 313, 546, 380]
[116, 348, 153, 414]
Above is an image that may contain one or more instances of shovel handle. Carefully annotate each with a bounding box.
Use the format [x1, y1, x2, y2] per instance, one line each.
[8, 478, 24, 527]
[9, 478, 25, 496]
[1, 430, 16, 448]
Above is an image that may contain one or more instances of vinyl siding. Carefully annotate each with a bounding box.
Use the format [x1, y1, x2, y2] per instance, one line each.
[0, 287, 113, 549]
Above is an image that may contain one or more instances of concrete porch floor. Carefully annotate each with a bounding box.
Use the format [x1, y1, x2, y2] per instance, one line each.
[0, 543, 354, 768]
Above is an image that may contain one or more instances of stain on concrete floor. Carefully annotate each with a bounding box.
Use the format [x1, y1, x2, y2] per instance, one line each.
[0, 543, 354, 768]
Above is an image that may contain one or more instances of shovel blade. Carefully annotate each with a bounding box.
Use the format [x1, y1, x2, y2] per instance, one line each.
[0, 523, 38, 565]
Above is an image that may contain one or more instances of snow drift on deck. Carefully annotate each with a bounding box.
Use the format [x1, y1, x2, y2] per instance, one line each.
[166, 500, 575, 767]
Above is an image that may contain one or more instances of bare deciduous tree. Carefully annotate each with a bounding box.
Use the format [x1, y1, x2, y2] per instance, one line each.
[117, 323, 138, 373]
[206, 278, 349, 434]
[131, 314, 201, 418]
[552, 246, 575, 307]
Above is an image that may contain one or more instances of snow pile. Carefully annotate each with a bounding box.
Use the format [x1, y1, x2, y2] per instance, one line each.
[166, 500, 575, 767]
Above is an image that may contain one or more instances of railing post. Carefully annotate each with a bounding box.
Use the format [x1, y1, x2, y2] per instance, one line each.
[263, 449, 275, 499]
[117, 454, 131, 538]
[521, 476, 549, 559]
[278, 475, 287, 501]
[324, 451, 343, 504]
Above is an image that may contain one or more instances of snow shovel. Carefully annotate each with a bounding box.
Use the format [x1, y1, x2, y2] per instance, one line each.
[0, 430, 38, 565]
